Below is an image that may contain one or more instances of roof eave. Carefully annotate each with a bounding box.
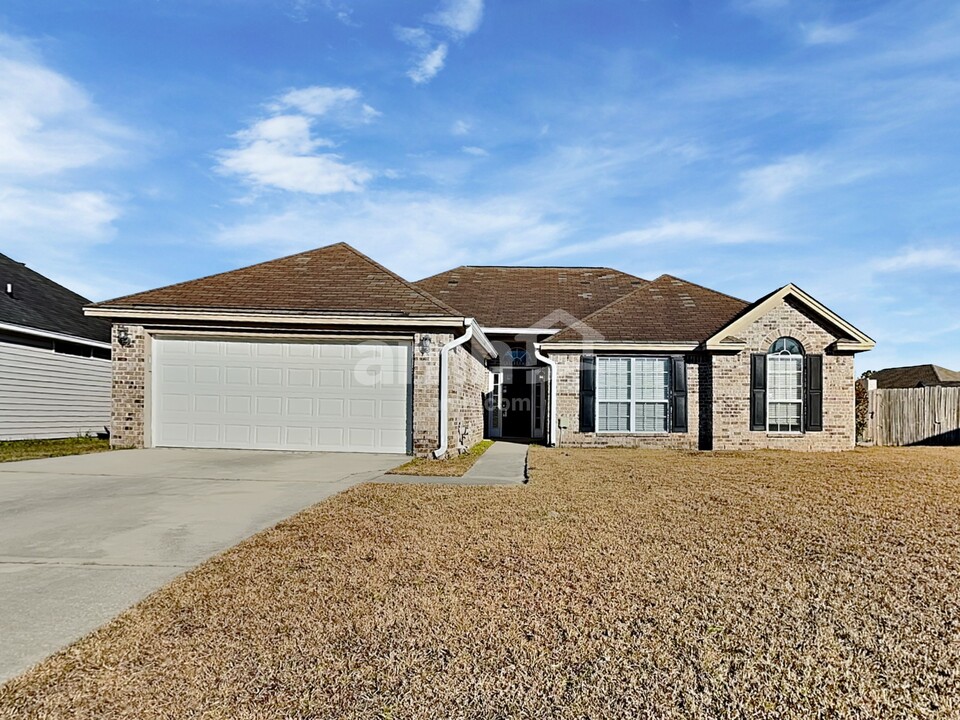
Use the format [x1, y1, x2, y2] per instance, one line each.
[84, 305, 466, 327]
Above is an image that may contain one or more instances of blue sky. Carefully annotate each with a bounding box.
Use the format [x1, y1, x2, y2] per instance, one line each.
[1, 0, 958, 372]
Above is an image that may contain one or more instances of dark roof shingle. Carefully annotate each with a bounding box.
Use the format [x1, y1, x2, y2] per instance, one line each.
[415, 266, 646, 328]
[0, 253, 111, 343]
[546, 274, 749, 344]
[871, 364, 960, 389]
[93, 243, 459, 317]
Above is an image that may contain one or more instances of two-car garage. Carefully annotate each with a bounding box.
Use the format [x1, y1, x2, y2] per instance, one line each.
[151, 337, 412, 454]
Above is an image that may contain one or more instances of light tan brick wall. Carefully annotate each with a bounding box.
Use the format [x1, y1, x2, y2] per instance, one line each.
[445, 343, 490, 455]
[551, 351, 703, 449]
[712, 298, 856, 451]
[110, 324, 147, 449]
[410, 332, 450, 457]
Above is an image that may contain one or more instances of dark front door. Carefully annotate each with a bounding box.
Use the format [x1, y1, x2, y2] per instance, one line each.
[501, 370, 532, 437]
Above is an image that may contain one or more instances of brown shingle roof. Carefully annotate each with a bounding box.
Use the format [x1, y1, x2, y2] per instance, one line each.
[93, 243, 459, 317]
[415, 266, 646, 328]
[546, 274, 749, 344]
[871, 364, 960, 389]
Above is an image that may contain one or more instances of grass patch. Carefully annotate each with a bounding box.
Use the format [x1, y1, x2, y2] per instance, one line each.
[388, 439, 495, 476]
[2, 447, 959, 718]
[0, 436, 110, 464]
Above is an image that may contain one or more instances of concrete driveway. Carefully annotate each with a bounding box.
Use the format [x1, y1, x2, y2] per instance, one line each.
[0, 448, 402, 683]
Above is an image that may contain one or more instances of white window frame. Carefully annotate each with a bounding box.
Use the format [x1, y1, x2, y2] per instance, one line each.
[766, 343, 804, 434]
[595, 356, 671, 434]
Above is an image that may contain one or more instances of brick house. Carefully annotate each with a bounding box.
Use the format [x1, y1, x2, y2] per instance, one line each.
[86, 242, 874, 457]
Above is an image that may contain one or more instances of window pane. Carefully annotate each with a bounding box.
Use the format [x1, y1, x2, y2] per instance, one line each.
[633, 357, 670, 402]
[597, 357, 631, 401]
[768, 356, 802, 401]
[769, 402, 801, 433]
[635, 402, 668, 432]
[598, 401, 631, 432]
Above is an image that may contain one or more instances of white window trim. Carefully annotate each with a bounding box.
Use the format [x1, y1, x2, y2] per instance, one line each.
[595, 356, 671, 434]
[766, 350, 804, 434]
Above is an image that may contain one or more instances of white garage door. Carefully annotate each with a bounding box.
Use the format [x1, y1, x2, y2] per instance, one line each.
[152, 337, 411, 453]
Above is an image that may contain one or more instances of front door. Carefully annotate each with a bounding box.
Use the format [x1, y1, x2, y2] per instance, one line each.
[501, 369, 531, 437]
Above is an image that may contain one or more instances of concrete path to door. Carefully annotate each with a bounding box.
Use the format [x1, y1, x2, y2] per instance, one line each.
[0, 448, 403, 683]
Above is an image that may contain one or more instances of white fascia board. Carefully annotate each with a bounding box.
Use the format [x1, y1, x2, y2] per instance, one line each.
[84, 306, 466, 327]
[539, 342, 699, 352]
[466, 320, 498, 359]
[704, 284, 876, 352]
[0, 321, 112, 350]
[481, 327, 561, 335]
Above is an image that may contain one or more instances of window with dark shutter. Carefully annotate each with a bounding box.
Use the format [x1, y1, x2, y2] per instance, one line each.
[805, 354, 824, 432]
[579, 355, 596, 433]
[750, 354, 766, 431]
[670, 355, 687, 433]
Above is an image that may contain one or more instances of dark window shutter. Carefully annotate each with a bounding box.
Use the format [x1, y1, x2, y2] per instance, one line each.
[670, 355, 688, 433]
[580, 355, 596, 433]
[750, 354, 767, 431]
[805, 354, 824, 432]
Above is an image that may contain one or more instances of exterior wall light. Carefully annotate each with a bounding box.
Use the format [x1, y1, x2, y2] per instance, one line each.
[418, 335, 432, 355]
[117, 326, 132, 347]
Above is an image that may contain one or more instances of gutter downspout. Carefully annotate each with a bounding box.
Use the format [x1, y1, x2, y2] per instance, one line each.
[433, 319, 476, 459]
[534, 343, 558, 447]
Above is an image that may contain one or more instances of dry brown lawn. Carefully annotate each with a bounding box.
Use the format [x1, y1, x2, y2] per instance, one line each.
[2, 447, 959, 719]
[388, 439, 494, 476]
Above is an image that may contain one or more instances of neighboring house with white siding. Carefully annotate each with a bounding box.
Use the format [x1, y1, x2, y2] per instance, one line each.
[0, 253, 112, 440]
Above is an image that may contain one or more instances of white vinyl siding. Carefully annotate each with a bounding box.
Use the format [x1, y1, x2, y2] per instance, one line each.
[0, 340, 111, 440]
[152, 337, 412, 453]
[767, 355, 803, 433]
[596, 357, 670, 433]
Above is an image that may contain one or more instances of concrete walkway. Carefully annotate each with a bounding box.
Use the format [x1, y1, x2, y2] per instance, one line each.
[378, 441, 529, 485]
[0, 448, 402, 683]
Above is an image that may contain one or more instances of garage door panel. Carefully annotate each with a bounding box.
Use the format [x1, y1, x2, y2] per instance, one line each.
[153, 338, 411, 453]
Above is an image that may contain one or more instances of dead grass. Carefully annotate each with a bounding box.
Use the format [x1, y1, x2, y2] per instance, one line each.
[388, 439, 494, 476]
[2, 447, 960, 718]
[0, 436, 109, 463]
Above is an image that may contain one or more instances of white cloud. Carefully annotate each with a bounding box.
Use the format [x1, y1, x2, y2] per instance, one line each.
[803, 22, 858, 46]
[428, 0, 484, 37]
[396, 0, 484, 84]
[451, 119, 471, 135]
[0, 40, 127, 178]
[529, 218, 777, 262]
[872, 246, 960, 273]
[408, 43, 448, 84]
[216, 114, 370, 194]
[0, 187, 119, 242]
[215, 193, 566, 279]
[739, 155, 819, 202]
[269, 85, 380, 123]
[216, 86, 376, 195]
[461, 145, 488, 156]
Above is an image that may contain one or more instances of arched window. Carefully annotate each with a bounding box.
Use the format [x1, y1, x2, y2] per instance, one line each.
[509, 348, 529, 366]
[767, 336, 804, 433]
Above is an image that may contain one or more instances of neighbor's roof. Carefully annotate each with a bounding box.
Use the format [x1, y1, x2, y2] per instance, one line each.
[871, 364, 960, 389]
[92, 243, 460, 317]
[546, 274, 749, 344]
[415, 266, 646, 329]
[0, 253, 111, 343]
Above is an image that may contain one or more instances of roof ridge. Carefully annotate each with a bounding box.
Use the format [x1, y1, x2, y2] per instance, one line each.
[337, 244, 461, 316]
[92, 243, 357, 308]
[654, 274, 750, 305]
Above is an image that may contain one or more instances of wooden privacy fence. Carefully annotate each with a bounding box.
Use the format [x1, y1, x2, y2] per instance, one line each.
[864, 386, 960, 446]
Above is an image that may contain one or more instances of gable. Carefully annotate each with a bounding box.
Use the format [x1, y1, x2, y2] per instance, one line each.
[705, 284, 874, 352]
[91, 243, 459, 318]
